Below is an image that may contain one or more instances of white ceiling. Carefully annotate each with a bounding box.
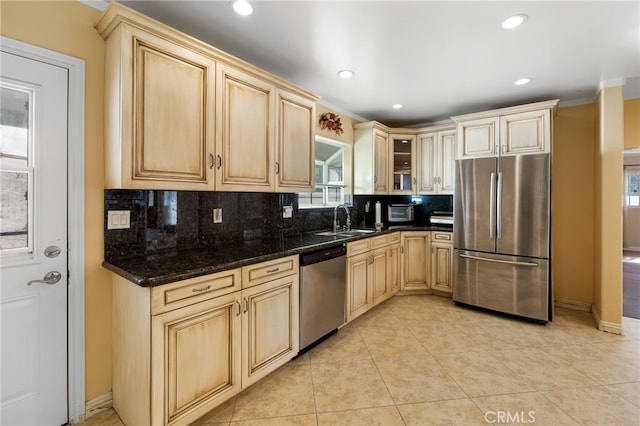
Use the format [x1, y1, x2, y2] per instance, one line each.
[85, 1, 640, 127]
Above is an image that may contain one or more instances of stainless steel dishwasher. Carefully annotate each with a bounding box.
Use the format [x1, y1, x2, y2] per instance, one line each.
[299, 245, 346, 351]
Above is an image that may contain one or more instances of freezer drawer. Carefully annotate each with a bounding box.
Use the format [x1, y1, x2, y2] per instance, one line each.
[453, 249, 550, 322]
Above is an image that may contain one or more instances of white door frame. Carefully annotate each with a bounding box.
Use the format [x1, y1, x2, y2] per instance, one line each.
[1, 36, 86, 423]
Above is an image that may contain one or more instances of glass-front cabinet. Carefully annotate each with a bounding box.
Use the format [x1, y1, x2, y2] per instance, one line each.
[389, 134, 416, 194]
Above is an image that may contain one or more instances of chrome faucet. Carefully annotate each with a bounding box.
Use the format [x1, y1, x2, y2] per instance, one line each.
[333, 205, 351, 233]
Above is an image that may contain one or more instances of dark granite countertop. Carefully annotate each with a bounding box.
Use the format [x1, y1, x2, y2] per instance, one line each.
[102, 225, 453, 287]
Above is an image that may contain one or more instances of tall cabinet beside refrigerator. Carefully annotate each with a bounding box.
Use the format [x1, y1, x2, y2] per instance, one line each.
[451, 100, 558, 322]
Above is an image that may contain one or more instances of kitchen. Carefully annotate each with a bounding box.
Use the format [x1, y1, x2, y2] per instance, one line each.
[0, 1, 639, 425]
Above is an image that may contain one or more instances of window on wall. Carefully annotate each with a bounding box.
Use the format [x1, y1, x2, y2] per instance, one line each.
[625, 166, 640, 207]
[299, 136, 346, 208]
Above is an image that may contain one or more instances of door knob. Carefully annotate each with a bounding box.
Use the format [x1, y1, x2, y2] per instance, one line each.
[27, 271, 62, 286]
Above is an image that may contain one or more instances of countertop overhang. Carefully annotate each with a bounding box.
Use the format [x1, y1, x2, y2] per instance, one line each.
[102, 225, 452, 287]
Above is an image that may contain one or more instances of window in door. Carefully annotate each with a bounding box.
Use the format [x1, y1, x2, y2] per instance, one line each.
[0, 84, 33, 254]
[299, 136, 348, 208]
[625, 166, 640, 207]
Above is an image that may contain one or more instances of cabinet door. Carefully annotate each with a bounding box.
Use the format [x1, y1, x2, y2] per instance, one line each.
[417, 132, 436, 194]
[371, 247, 389, 306]
[275, 90, 315, 191]
[373, 129, 389, 193]
[389, 134, 416, 194]
[216, 65, 274, 191]
[112, 25, 216, 190]
[431, 242, 453, 293]
[388, 243, 401, 295]
[346, 252, 372, 322]
[152, 292, 242, 426]
[242, 275, 299, 388]
[456, 117, 499, 159]
[437, 129, 456, 194]
[401, 232, 430, 291]
[500, 109, 550, 156]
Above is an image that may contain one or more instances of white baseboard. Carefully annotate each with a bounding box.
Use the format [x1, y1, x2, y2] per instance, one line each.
[591, 309, 624, 335]
[81, 391, 113, 422]
[554, 298, 592, 312]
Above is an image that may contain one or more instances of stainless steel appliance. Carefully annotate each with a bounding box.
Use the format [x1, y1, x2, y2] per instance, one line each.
[299, 245, 346, 350]
[387, 204, 414, 223]
[453, 154, 551, 322]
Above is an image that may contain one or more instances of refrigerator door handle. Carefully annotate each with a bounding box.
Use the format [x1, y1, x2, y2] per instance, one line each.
[489, 172, 496, 239]
[496, 172, 503, 240]
[459, 253, 539, 267]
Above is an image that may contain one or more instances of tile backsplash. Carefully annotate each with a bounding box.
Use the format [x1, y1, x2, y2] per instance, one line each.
[104, 190, 452, 262]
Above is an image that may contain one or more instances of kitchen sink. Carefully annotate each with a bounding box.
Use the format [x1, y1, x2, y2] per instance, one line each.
[315, 229, 376, 237]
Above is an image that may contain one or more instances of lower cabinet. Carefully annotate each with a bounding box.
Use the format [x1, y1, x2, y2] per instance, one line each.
[400, 231, 431, 291]
[112, 256, 299, 426]
[346, 233, 400, 322]
[431, 232, 453, 293]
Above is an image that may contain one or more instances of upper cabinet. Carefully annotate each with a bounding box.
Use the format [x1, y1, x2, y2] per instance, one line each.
[215, 66, 274, 191]
[417, 127, 456, 195]
[99, 21, 217, 190]
[353, 122, 389, 194]
[389, 134, 417, 194]
[452, 100, 558, 160]
[275, 89, 316, 192]
[96, 2, 317, 192]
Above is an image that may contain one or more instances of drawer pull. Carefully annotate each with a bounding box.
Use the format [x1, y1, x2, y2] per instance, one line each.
[436, 235, 451, 240]
[266, 267, 280, 273]
[191, 285, 212, 293]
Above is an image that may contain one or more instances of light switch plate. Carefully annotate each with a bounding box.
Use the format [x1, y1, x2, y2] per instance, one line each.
[107, 210, 130, 230]
[213, 208, 223, 223]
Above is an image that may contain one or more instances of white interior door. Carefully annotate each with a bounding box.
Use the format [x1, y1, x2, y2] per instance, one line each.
[1, 51, 68, 425]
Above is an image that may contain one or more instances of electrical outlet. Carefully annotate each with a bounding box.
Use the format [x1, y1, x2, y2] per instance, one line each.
[107, 210, 130, 230]
[213, 208, 223, 223]
[283, 205, 293, 218]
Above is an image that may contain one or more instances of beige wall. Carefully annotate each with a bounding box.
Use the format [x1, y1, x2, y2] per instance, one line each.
[315, 104, 359, 145]
[624, 98, 640, 149]
[551, 104, 595, 305]
[592, 85, 624, 326]
[0, 1, 111, 400]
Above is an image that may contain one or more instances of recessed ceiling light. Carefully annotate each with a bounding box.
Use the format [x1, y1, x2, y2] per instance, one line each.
[392, 104, 403, 109]
[515, 78, 532, 86]
[233, 0, 253, 16]
[337, 70, 354, 79]
[501, 14, 528, 29]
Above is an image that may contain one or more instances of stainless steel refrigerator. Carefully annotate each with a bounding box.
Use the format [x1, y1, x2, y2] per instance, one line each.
[453, 153, 551, 322]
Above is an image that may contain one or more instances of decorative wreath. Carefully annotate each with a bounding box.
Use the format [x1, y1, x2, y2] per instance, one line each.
[319, 112, 344, 135]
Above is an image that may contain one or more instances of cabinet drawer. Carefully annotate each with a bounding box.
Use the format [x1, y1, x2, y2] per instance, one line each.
[388, 232, 401, 244]
[242, 255, 298, 289]
[370, 234, 391, 249]
[432, 231, 452, 242]
[347, 238, 371, 256]
[151, 269, 242, 315]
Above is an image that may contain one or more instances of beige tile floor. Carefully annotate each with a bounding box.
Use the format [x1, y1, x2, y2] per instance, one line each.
[80, 295, 640, 426]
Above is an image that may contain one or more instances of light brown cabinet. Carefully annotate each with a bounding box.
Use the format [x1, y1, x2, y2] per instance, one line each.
[452, 100, 558, 160]
[346, 233, 400, 322]
[97, 2, 317, 192]
[216, 65, 274, 191]
[389, 134, 417, 194]
[417, 127, 456, 194]
[400, 231, 431, 291]
[275, 89, 316, 191]
[98, 20, 216, 190]
[353, 122, 389, 194]
[430, 232, 453, 294]
[111, 255, 299, 426]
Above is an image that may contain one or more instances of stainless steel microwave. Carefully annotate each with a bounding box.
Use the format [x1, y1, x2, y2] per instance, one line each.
[387, 204, 414, 222]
